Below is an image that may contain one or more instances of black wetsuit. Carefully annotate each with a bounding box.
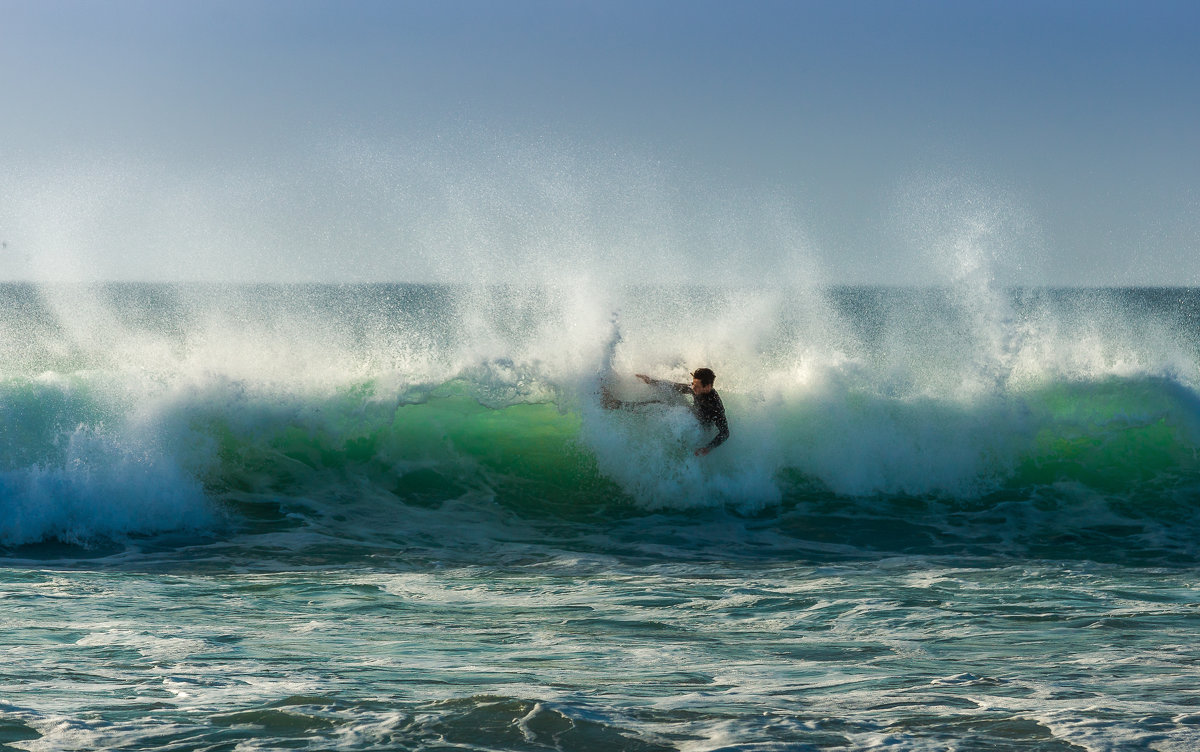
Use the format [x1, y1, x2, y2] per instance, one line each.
[663, 381, 731, 452]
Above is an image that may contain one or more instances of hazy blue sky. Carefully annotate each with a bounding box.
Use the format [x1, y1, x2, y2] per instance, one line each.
[1, 0, 1197, 284]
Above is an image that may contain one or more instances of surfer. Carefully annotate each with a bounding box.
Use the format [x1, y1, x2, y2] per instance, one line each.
[633, 368, 730, 456]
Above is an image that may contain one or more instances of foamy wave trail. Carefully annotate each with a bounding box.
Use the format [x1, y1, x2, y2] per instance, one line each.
[3, 283, 1200, 562]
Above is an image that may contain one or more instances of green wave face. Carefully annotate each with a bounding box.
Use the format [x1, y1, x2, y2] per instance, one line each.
[1018, 378, 1200, 492]
[8, 368, 1200, 539]
[184, 377, 626, 524]
[191, 372, 1200, 517]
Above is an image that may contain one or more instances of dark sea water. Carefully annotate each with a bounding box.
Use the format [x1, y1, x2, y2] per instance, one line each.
[2, 283, 1199, 751]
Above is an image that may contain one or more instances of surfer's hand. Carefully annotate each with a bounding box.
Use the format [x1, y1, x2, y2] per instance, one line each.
[694, 447, 709, 457]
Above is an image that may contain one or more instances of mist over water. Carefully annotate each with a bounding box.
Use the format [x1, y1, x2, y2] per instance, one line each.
[0, 134, 831, 291]
[4, 133, 1199, 556]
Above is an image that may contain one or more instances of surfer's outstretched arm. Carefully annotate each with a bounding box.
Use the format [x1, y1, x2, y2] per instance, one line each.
[601, 383, 666, 411]
[635, 374, 693, 395]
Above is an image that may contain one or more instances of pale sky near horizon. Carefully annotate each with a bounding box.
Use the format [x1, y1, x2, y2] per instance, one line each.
[1, 0, 1197, 285]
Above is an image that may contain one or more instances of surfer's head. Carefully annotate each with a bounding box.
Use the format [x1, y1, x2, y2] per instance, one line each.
[692, 368, 715, 386]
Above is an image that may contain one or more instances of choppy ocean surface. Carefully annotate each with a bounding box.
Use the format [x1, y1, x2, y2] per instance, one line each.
[2, 283, 1199, 751]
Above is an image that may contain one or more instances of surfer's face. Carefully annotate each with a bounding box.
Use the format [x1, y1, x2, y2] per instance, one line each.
[692, 377, 713, 395]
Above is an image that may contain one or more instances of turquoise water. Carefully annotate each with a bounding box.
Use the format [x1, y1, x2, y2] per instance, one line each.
[2, 284, 1200, 750]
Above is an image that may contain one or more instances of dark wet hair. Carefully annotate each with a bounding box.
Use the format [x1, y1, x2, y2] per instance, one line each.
[692, 367, 715, 387]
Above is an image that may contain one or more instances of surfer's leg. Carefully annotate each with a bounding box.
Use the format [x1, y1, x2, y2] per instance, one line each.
[600, 386, 625, 410]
